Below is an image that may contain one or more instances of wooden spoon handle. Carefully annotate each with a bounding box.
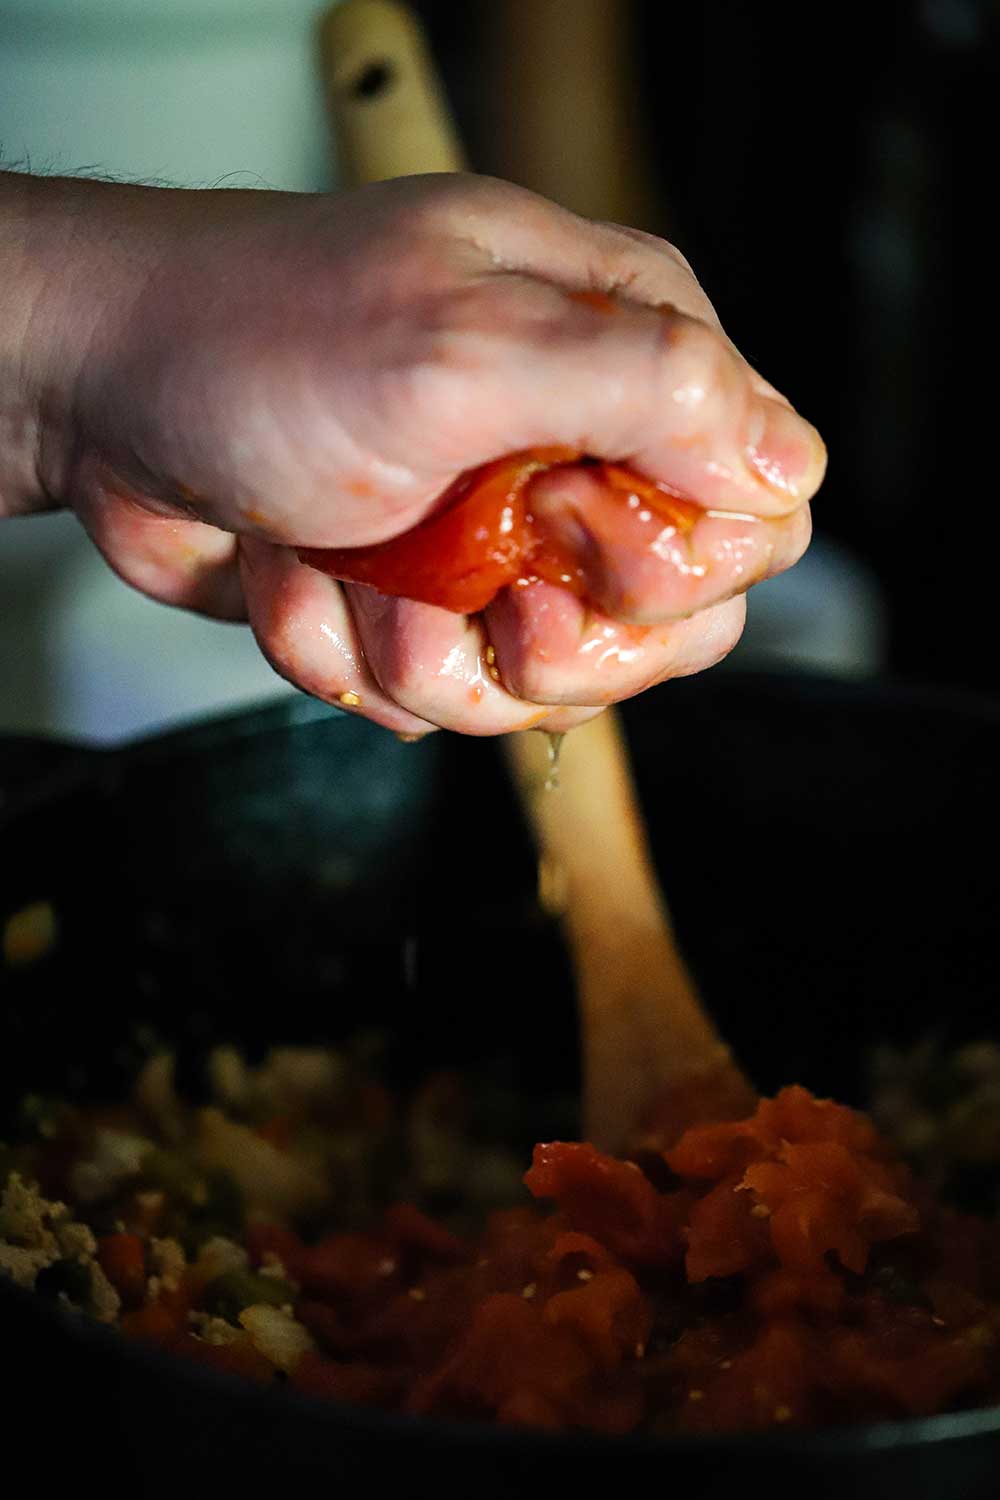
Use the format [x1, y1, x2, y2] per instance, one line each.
[318, 1, 752, 1153]
[319, 0, 466, 184]
[503, 715, 752, 1152]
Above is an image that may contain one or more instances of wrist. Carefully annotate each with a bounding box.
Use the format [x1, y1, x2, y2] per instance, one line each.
[0, 171, 158, 517]
[0, 172, 49, 514]
[1, 172, 91, 515]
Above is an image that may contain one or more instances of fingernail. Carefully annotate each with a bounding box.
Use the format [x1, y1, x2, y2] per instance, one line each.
[746, 398, 827, 503]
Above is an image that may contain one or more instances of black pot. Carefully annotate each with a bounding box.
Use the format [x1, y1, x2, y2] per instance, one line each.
[3, 672, 999, 1499]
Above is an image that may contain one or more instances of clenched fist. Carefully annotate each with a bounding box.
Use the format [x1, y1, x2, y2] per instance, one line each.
[1, 171, 824, 735]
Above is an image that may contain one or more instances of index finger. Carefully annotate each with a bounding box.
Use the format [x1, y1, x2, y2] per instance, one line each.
[408, 268, 827, 522]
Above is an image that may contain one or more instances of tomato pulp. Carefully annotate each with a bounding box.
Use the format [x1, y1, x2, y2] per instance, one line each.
[298, 451, 701, 614]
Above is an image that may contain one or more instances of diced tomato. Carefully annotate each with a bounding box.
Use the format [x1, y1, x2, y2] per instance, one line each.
[748, 1268, 847, 1321]
[405, 1293, 592, 1421]
[297, 1232, 399, 1303]
[474, 1208, 563, 1293]
[682, 1322, 814, 1434]
[290, 1350, 404, 1407]
[755, 1086, 884, 1157]
[543, 1230, 614, 1289]
[822, 1324, 993, 1419]
[382, 1203, 468, 1263]
[74, 1081, 1000, 1436]
[665, 1115, 770, 1182]
[120, 1278, 191, 1343]
[542, 1266, 651, 1370]
[96, 1232, 147, 1309]
[525, 1141, 688, 1268]
[245, 1222, 306, 1278]
[743, 1140, 918, 1278]
[684, 1173, 772, 1283]
[295, 1298, 354, 1356]
[494, 1389, 563, 1429]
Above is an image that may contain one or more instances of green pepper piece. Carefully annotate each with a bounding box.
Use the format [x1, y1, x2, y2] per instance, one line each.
[202, 1269, 296, 1325]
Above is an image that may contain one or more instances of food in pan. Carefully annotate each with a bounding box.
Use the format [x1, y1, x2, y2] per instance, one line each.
[4, 1041, 1000, 1435]
[869, 1038, 1000, 1213]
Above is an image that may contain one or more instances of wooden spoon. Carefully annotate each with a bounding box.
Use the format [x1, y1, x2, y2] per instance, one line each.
[319, 0, 755, 1155]
[503, 718, 755, 1153]
[319, 0, 466, 180]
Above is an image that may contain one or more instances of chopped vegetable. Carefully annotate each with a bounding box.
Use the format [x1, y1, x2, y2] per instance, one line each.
[97, 1233, 146, 1308]
[7, 1044, 1000, 1436]
[203, 1269, 297, 1326]
[238, 1304, 315, 1371]
[2, 901, 57, 967]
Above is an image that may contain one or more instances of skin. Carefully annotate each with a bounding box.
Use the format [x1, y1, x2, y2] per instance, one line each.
[0, 171, 825, 736]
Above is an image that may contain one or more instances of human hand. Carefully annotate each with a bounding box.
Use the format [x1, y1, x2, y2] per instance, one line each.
[2, 171, 824, 736]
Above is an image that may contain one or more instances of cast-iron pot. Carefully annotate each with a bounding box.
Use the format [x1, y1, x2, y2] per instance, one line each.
[2, 671, 999, 1499]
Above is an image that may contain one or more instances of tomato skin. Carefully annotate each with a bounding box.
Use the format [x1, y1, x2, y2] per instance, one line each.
[298, 450, 700, 615]
[300, 451, 571, 614]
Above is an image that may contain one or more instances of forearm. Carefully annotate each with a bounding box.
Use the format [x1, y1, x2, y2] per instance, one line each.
[0, 171, 93, 514]
[0, 170, 183, 518]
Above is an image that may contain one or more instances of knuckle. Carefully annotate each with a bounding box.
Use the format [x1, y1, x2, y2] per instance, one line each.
[656, 318, 736, 429]
[661, 311, 733, 398]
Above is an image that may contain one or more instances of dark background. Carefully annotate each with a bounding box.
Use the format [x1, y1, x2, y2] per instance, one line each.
[415, 0, 997, 693]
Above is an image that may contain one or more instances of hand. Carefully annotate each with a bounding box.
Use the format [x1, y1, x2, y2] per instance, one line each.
[2, 172, 825, 736]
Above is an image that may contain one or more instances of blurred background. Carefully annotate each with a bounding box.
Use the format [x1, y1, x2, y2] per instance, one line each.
[0, 0, 994, 743]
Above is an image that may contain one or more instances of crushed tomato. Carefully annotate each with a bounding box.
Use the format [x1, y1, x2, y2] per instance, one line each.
[139, 1085, 1000, 1435]
[298, 450, 701, 614]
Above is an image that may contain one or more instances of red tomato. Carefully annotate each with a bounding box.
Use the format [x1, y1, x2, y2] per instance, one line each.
[245, 1222, 306, 1278]
[299, 450, 576, 613]
[96, 1232, 147, 1309]
[298, 450, 701, 615]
